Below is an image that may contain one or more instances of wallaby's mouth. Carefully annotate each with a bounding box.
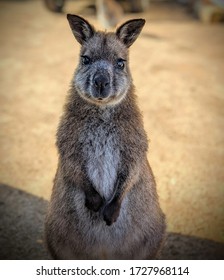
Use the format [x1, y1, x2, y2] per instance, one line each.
[92, 95, 111, 104]
[77, 90, 112, 106]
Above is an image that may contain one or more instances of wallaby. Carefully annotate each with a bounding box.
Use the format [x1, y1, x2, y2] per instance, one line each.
[45, 14, 166, 260]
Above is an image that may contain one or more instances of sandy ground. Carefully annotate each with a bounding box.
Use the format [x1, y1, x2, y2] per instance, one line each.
[0, 0, 224, 259]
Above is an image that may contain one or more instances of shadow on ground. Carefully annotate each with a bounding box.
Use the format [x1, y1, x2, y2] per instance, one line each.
[0, 183, 223, 260]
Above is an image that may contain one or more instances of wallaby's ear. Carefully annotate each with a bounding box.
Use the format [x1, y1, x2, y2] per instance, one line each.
[116, 19, 145, 48]
[67, 14, 95, 45]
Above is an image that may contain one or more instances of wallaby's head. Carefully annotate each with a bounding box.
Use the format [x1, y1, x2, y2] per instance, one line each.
[67, 14, 145, 106]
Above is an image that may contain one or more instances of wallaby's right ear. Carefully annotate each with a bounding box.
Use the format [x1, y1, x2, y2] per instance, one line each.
[67, 14, 95, 45]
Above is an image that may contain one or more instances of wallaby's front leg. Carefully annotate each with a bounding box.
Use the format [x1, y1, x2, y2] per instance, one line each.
[103, 195, 122, 226]
[85, 181, 104, 212]
[63, 161, 104, 212]
[103, 169, 129, 226]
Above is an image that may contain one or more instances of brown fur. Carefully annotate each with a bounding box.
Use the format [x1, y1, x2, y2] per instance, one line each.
[45, 14, 166, 259]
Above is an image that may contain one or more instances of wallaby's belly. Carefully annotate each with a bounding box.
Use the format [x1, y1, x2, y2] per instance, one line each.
[48, 180, 165, 260]
[82, 125, 120, 201]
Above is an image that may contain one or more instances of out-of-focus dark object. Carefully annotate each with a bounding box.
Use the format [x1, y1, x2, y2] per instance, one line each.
[128, 0, 150, 13]
[96, 0, 150, 28]
[43, 0, 150, 28]
[43, 0, 150, 14]
[191, 0, 224, 22]
[44, 0, 65, 13]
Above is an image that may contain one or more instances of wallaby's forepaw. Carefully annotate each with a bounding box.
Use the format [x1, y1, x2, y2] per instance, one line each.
[85, 192, 104, 212]
[103, 201, 121, 226]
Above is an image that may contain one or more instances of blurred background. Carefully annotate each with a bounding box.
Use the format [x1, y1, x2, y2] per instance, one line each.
[0, 0, 224, 259]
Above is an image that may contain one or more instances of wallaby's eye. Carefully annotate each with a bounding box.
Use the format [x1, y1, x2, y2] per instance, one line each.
[81, 55, 91, 65]
[116, 58, 125, 70]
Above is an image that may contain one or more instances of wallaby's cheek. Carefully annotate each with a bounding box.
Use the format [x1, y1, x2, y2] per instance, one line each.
[112, 71, 131, 100]
[74, 70, 92, 99]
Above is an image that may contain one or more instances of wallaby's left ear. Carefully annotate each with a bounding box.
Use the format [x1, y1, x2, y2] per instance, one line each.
[116, 19, 145, 48]
[67, 14, 95, 45]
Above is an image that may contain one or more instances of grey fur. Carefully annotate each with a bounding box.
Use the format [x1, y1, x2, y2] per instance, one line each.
[45, 14, 166, 260]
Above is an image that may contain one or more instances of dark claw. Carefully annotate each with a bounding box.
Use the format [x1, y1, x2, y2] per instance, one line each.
[85, 192, 103, 212]
[103, 200, 121, 226]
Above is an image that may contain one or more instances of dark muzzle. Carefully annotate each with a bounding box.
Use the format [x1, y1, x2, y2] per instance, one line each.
[93, 73, 110, 99]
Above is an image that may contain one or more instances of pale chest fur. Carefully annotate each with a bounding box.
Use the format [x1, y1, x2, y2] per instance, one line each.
[81, 121, 120, 201]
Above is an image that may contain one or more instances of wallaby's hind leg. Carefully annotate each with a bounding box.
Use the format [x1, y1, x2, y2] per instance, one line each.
[45, 230, 60, 259]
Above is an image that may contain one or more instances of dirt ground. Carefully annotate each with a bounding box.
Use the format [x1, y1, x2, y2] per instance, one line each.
[0, 0, 224, 259]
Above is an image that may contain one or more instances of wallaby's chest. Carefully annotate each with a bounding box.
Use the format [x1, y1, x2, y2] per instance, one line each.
[81, 120, 120, 201]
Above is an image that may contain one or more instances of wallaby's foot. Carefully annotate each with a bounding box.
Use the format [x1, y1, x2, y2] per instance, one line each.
[85, 191, 104, 212]
[103, 200, 121, 226]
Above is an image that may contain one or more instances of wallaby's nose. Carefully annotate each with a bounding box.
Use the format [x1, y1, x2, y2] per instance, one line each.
[94, 74, 109, 93]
